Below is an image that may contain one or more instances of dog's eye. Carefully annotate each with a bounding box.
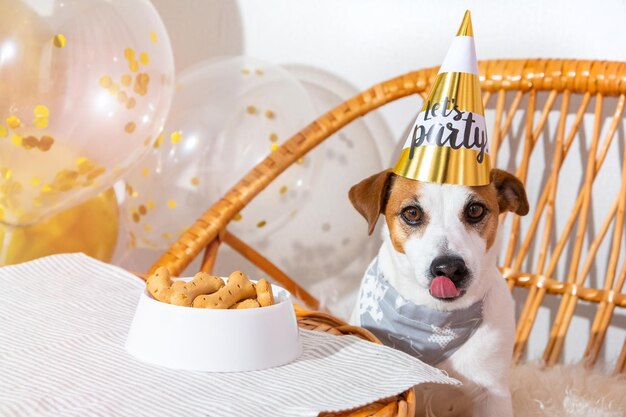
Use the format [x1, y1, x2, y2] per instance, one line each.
[465, 203, 487, 223]
[400, 206, 423, 225]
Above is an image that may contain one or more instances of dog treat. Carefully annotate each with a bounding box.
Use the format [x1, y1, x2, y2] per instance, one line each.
[146, 267, 224, 307]
[171, 281, 186, 290]
[184, 272, 225, 299]
[231, 299, 261, 309]
[192, 271, 257, 309]
[255, 278, 274, 307]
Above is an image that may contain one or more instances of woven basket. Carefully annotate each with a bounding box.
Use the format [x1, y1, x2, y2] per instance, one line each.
[143, 59, 626, 416]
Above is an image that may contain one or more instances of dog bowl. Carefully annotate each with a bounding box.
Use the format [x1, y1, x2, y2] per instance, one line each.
[125, 278, 301, 372]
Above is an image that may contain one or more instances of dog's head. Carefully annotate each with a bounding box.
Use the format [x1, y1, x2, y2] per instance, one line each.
[349, 169, 529, 308]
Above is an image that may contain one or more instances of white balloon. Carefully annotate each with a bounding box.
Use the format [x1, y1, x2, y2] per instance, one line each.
[121, 56, 319, 250]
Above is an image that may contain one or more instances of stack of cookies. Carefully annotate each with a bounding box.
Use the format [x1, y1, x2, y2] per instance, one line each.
[146, 267, 274, 309]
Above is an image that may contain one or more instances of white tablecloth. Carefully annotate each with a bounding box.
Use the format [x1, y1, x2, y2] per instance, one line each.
[0, 253, 457, 416]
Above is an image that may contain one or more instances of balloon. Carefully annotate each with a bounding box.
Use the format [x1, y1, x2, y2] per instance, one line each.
[0, 188, 119, 265]
[0, 0, 174, 226]
[121, 56, 319, 250]
[211, 67, 387, 314]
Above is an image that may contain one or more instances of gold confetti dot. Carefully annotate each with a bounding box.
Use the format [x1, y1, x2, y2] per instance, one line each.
[76, 156, 88, 166]
[30, 177, 41, 186]
[125, 122, 136, 133]
[150, 31, 158, 43]
[34, 117, 48, 129]
[191, 177, 200, 186]
[154, 133, 163, 148]
[121, 74, 132, 86]
[126, 97, 136, 109]
[6, 115, 20, 129]
[146, 200, 155, 209]
[99, 75, 112, 89]
[129, 60, 139, 72]
[41, 184, 52, 192]
[170, 131, 182, 144]
[143, 223, 153, 233]
[124, 47, 135, 60]
[233, 213, 242, 221]
[167, 199, 177, 209]
[139, 52, 149, 66]
[109, 83, 119, 95]
[132, 212, 140, 223]
[0, 125, 7, 137]
[241, 68, 250, 75]
[269, 133, 278, 142]
[53, 34, 66, 48]
[265, 110, 275, 119]
[141, 167, 149, 177]
[255, 68, 264, 76]
[2, 168, 12, 179]
[279, 185, 288, 195]
[22, 137, 37, 148]
[256, 220, 267, 228]
[22, 136, 38, 149]
[11, 134, 22, 147]
[133, 73, 150, 95]
[34, 105, 49, 118]
[40, 135, 54, 151]
[138, 205, 147, 215]
[246, 105, 257, 115]
[296, 157, 305, 165]
[162, 232, 171, 240]
[271, 143, 279, 151]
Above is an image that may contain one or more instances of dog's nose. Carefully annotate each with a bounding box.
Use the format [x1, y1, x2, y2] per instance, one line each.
[430, 256, 468, 281]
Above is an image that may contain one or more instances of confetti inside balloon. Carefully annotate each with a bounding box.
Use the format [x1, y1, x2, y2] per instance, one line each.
[121, 56, 319, 250]
[0, 0, 174, 226]
[0, 188, 119, 265]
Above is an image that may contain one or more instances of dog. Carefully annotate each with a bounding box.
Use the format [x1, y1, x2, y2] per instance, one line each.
[349, 168, 529, 417]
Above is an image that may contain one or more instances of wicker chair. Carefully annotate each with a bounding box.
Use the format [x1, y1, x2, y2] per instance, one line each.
[145, 59, 626, 417]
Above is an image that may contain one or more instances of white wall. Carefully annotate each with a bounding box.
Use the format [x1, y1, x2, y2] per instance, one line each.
[153, 0, 626, 157]
[146, 0, 626, 365]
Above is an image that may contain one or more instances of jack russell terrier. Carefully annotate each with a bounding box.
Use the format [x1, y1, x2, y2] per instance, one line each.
[349, 168, 529, 417]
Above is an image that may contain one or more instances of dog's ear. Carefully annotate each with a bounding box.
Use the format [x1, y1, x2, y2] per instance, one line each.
[490, 169, 529, 216]
[348, 169, 395, 235]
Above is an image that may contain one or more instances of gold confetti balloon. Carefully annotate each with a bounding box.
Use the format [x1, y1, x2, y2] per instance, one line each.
[0, 0, 174, 226]
[121, 56, 320, 250]
[0, 188, 118, 265]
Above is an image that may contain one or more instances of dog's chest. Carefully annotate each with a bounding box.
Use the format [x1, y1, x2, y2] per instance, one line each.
[357, 258, 484, 366]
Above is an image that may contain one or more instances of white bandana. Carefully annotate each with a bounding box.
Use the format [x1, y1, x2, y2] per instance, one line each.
[358, 257, 483, 366]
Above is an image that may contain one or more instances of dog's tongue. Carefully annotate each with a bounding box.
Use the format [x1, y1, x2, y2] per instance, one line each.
[430, 276, 461, 299]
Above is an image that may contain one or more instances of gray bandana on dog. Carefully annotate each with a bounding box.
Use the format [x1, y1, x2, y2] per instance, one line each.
[358, 257, 483, 366]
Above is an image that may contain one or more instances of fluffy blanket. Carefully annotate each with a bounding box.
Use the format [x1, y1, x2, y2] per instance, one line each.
[511, 363, 626, 417]
[414, 363, 626, 417]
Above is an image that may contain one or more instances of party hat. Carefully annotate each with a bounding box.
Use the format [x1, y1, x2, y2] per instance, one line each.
[393, 10, 490, 186]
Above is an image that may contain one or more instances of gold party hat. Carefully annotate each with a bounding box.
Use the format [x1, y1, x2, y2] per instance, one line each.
[393, 10, 490, 186]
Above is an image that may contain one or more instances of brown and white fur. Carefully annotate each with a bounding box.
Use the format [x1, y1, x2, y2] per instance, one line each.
[349, 168, 529, 417]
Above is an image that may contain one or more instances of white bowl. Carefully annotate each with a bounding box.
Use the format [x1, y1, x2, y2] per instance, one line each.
[125, 278, 301, 372]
